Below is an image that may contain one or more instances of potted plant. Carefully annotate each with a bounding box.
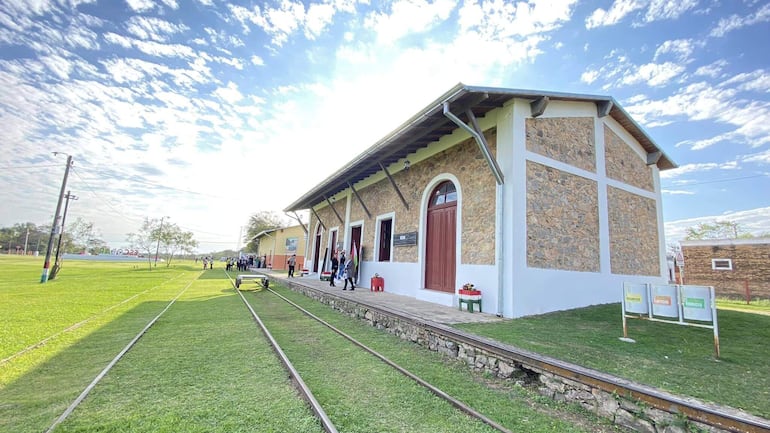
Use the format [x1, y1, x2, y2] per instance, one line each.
[459, 283, 481, 297]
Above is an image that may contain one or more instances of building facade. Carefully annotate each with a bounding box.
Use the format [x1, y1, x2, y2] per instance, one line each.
[286, 84, 675, 318]
[679, 238, 770, 300]
[253, 224, 307, 271]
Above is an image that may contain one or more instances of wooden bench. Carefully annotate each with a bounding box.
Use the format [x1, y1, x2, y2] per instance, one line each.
[235, 274, 269, 289]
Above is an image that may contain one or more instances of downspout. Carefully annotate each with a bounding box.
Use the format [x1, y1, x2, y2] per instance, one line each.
[442, 102, 505, 317]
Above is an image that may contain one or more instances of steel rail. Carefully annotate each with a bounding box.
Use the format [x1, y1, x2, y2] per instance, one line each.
[257, 286, 514, 433]
[44, 277, 196, 433]
[283, 280, 770, 433]
[225, 273, 339, 433]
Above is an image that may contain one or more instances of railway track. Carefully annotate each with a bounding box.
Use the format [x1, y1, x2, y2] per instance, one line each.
[272, 276, 770, 433]
[228, 272, 517, 433]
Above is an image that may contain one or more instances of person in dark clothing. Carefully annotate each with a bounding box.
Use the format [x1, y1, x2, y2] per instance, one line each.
[329, 253, 339, 287]
[342, 257, 355, 290]
[287, 254, 296, 278]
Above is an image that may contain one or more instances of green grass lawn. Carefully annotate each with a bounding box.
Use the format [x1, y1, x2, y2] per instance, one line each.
[250, 285, 622, 433]
[454, 301, 770, 419]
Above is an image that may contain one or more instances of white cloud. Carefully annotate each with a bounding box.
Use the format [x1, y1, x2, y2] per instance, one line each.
[662, 189, 695, 195]
[212, 81, 243, 104]
[620, 61, 685, 87]
[586, 0, 698, 29]
[644, 0, 698, 23]
[126, 17, 189, 42]
[710, 3, 770, 37]
[694, 59, 727, 78]
[126, 0, 154, 13]
[665, 207, 770, 242]
[653, 39, 694, 63]
[580, 69, 598, 84]
[720, 69, 770, 93]
[743, 149, 770, 164]
[586, 0, 646, 29]
[250, 55, 264, 66]
[659, 161, 739, 179]
[366, 0, 456, 44]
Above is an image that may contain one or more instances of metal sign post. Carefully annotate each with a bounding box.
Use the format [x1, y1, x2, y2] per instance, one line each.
[621, 282, 719, 358]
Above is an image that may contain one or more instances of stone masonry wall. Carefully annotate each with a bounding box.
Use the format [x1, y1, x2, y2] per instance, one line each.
[604, 126, 655, 192]
[285, 280, 734, 433]
[607, 186, 660, 276]
[347, 131, 498, 265]
[526, 161, 600, 272]
[526, 117, 596, 173]
[682, 243, 770, 299]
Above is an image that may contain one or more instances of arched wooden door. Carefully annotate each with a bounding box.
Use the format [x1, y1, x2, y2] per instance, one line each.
[425, 181, 457, 293]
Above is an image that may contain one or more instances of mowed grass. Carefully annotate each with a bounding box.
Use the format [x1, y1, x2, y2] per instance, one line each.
[454, 302, 770, 419]
[0, 257, 322, 433]
[53, 274, 323, 433]
[253, 285, 623, 433]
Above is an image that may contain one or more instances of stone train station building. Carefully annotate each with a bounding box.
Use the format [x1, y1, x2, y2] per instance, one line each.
[284, 83, 676, 318]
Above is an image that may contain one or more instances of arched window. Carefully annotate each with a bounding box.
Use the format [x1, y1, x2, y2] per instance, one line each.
[429, 181, 457, 207]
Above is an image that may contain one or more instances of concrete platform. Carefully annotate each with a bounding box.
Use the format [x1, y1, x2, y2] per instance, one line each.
[264, 271, 505, 325]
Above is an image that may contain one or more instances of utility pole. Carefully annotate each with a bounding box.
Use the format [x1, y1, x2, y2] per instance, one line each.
[49, 191, 78, 280]
[41, 154, 73, 283]
[154, 216, 168, 267]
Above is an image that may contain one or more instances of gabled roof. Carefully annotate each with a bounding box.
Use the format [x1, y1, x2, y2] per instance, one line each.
[284, 83, 676, 212]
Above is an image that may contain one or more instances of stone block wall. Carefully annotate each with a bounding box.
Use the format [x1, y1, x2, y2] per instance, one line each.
[607, 186, 660, 276]
[526, 117, 596, 173]
[526, 161, 600, 272]
[604, 126, 654, 192]
[682, 243, 770, 299]
[345, 131, 498, 265]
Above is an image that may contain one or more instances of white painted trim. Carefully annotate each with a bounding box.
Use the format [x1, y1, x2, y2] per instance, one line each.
[375, 212, 396, 262]
[419, 174, 462, 292]
[711, 258, 733, 270]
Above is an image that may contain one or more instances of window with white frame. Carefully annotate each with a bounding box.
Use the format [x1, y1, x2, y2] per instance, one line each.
[376, 216, 393, 262]
[711, 259, 732, 270]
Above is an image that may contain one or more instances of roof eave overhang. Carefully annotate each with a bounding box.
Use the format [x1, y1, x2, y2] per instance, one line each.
[284, 84, 676, 212]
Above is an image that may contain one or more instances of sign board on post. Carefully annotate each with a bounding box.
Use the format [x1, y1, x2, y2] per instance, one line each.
[651, 284, 679, 318]
[621, 283, 719, 358]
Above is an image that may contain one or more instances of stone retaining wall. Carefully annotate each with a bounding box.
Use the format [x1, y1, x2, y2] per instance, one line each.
[285, 281, 734, 433]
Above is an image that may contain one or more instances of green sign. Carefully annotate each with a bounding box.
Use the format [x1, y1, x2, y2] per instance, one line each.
[684, 297, 705, 309]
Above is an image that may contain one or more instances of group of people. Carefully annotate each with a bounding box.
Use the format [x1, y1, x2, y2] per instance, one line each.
[226, 257, 252, 272]
[329, 251, 355, 290]
[199, 257, 214, 270]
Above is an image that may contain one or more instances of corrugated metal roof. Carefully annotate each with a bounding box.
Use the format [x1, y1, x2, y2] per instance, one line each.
[284, 83, 676, 212]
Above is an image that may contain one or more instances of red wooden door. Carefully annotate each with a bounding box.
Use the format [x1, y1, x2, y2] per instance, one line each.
[425, 181, 457, 293]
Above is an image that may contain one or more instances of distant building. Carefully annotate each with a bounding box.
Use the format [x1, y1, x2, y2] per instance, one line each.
[253, 224, 307, 270]
[679, 238, 770, 300]
[285, 83, 676, 318]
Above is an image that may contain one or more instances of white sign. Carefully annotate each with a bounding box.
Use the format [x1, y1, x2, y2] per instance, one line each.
[651, 284, 679, 318]
[623, 283, 649, 315]
[681, 285, 714, 322]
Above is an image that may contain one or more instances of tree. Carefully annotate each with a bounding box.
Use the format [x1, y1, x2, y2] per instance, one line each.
[684, 220, 754, 240]
[244, 211, 285, 252]
[127, 218, 161, 269]
[157, 223, 198, 267]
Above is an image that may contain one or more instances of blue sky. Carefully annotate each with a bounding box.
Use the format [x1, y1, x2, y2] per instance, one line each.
[0, 0, 768, 253]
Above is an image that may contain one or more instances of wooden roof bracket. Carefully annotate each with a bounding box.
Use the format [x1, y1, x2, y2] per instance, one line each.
[443, 102, 504, 185]
[647, 151, 662, 166]
[379, 162, 409, 210]
[324, 195, 344, 224]
[285, 211, 308, 235]
[310, 207, 326, 231]
[348, 181, 371, 219]
[596, 100, 613, 118]
[530, 96, 549, 117]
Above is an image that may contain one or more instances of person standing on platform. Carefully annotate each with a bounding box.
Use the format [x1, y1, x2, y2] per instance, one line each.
[342, 257, 355, 290]
[329, 252, 339, 287]
[287, 254, 296, 278]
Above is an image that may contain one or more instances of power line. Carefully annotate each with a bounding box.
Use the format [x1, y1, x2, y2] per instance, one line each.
[665, 173, 769, 188]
